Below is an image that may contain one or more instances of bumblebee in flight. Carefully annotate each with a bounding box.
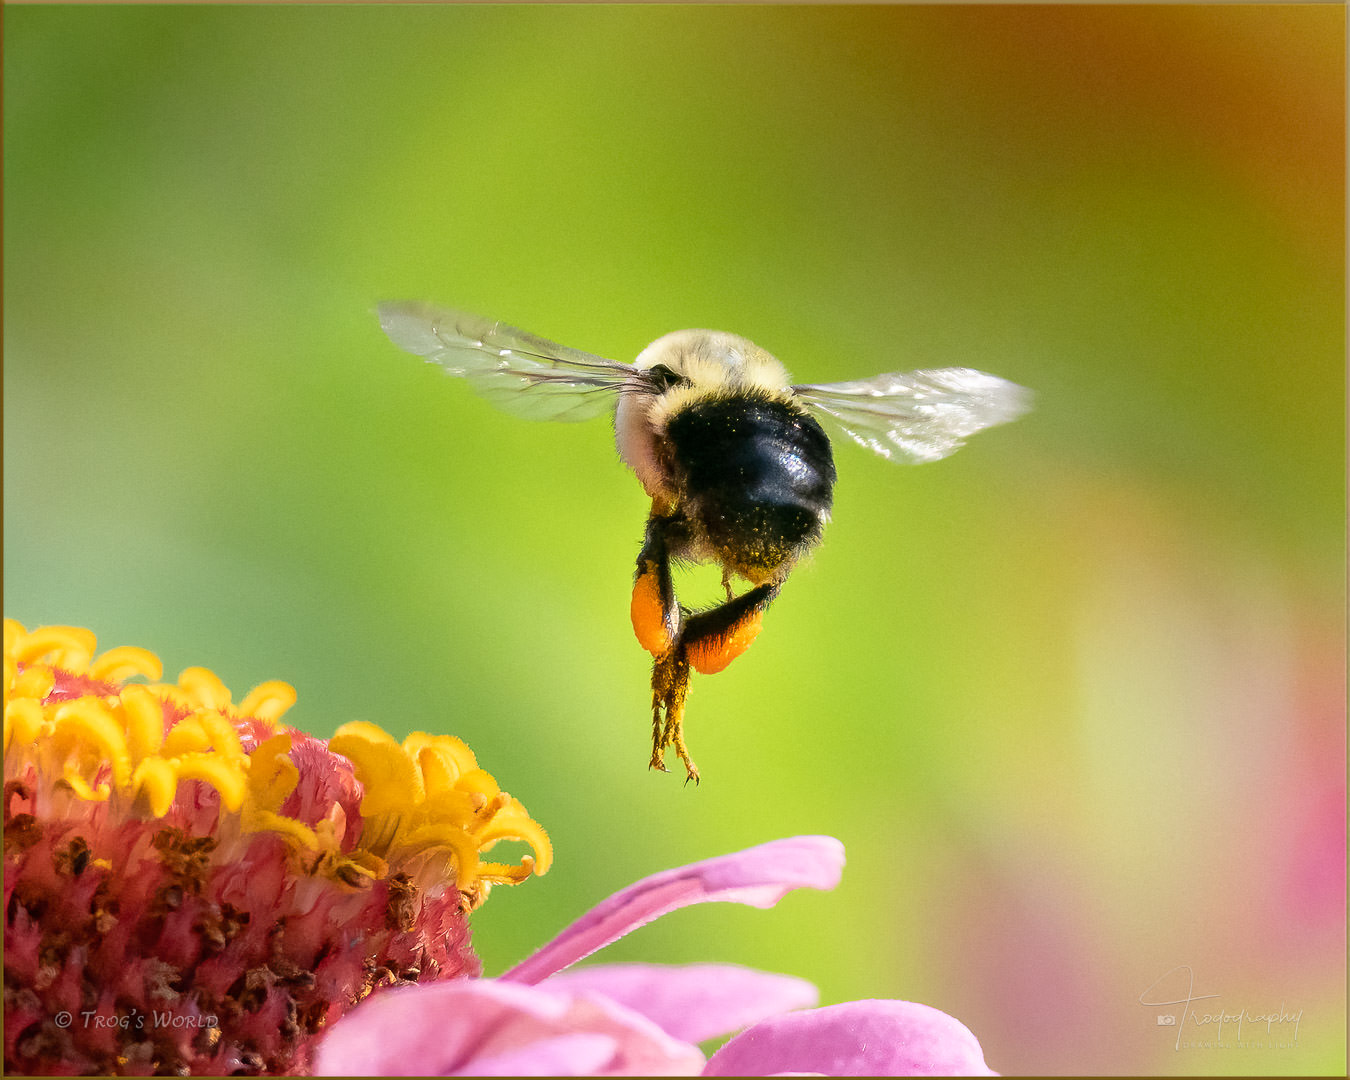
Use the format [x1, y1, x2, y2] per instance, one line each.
[378, 303, 1030, 783]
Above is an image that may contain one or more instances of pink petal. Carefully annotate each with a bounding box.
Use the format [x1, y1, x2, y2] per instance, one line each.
[502, 836, 845, 985]
[311, 979, 706, 1076]
[544, 963, 818, 1043]
[703, 999, 997, 1077]
[459, 1034, 618, 1076]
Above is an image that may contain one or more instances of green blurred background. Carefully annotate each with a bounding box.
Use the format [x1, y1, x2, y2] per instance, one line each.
[5, 5, 1343, 1075]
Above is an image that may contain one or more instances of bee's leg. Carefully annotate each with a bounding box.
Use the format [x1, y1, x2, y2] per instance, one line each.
[650, 647, 692, 778]
[681, 582, 780, 676]
[649, 687, 667, 772]
[664, 678, 698, 785]
[631, 516, 683, 659]
[720, 567, 735, 603]
[652, 583, 780, 784]
[632, 516, 686, 773]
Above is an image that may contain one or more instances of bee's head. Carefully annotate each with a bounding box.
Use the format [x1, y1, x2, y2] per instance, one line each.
[616, 329, 797, 501]
[633, 329, 792, 397]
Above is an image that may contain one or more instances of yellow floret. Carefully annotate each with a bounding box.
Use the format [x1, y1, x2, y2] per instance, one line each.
[4, 620, 551, 907]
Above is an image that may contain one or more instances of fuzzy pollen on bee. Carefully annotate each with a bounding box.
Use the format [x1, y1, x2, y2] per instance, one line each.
[630, 557, 679, 657]
[378, 301, 1031, 782]
[685, 608, 767, 675]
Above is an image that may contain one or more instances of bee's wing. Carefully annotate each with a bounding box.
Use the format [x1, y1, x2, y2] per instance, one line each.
[378, 301, 644, 422]
[793, 368, 1031, 463]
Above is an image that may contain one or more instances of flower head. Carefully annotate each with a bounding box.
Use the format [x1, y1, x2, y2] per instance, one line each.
[3, 621, 550, 1075]
[5, 621, 995, 1076]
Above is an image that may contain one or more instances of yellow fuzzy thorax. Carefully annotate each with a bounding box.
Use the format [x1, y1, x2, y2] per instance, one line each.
[636, 328, 798, 430]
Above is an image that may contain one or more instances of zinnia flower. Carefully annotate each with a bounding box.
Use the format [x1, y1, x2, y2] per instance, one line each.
[314, 837, 997, 1076]
[3, 620, 550, 1075]
[5, 620, 996, 1076]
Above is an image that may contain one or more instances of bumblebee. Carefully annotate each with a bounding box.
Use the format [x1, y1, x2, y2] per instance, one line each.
[379, 303, 1030, 783]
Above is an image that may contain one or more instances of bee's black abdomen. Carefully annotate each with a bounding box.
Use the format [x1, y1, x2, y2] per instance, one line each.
[664, 395, 836, 578]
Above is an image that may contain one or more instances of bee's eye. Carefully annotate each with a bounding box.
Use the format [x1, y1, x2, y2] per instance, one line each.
[647, 364, 688, 391]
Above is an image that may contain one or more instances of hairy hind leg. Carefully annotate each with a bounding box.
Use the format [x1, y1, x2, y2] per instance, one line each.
[631, 514, 689, 775]
[650, 648, 692, 778]
[631, 513, 784, 783]
[631, 514, 682, 659]
[681, 582, 780, 676]
[655, 583, 781, 783]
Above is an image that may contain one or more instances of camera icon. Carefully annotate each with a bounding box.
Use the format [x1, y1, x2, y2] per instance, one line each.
[1156, 1014, 1177, 1026]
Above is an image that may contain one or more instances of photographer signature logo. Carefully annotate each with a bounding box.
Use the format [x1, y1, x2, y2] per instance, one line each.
[1140, 965, 1302, 1051]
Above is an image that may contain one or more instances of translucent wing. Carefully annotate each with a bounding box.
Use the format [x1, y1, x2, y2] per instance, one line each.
[793, 368, 1031, 463]
[378, 301, 642, 421]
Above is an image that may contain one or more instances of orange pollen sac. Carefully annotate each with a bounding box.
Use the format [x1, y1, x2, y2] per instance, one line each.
[631, 568, 676, 657]
[687, 610, 765, 675]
